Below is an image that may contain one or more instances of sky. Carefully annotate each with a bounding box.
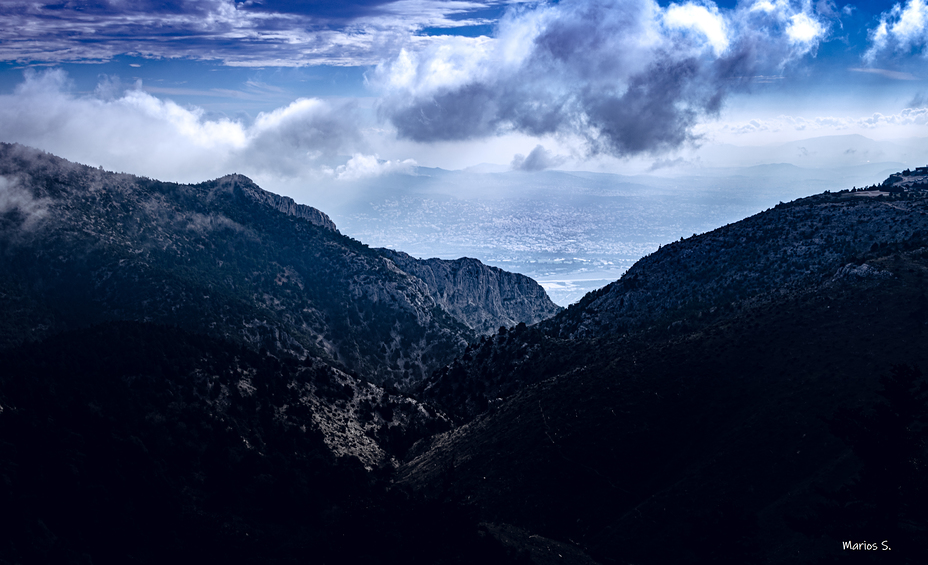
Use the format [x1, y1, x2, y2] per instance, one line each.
[2, 0, 928, 200]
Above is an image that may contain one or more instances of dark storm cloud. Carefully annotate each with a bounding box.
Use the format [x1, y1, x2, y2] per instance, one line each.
[583, 58, 706, 155]
[387, 83, 502, 142]
[375, 0, 834, 158]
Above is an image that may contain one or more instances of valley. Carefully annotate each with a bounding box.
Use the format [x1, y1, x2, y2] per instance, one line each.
[1, 145, 926, 564]
[322, 162, 904, 306]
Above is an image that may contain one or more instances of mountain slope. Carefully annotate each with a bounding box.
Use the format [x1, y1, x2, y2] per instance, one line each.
[403, 185, 928, 563]
[0, 322, 523, 565]
[0, 143, 559, 387]
[420, 188, 928, 420]
[547, 189, 927, 340]
[380, 248, 561, 334]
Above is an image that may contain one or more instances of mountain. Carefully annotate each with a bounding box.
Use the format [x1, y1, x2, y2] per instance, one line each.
[5, 145, 928, 564]
[419, 183, 928, 420]
[0, 143, 559, 388]
[0, 322, 524, 565]
[404, 181, 928, 562]
[0, 144, 562, 564]
[546, 186, 924, 340]
[379, 248, 560, 335]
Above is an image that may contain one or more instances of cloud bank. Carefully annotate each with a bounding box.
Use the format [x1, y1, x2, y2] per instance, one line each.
[0, 69, 386, 184]
[372, 0, 832, 158]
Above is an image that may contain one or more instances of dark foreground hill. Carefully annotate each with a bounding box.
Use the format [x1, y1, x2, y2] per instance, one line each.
[0, 322, 530, 565]
[0, 143, 559, 388]
[404, 187, 928, 563]
[0, 144, 562, 563]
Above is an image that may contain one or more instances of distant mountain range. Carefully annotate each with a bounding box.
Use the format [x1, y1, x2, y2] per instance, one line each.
[2, 146, 927, 564]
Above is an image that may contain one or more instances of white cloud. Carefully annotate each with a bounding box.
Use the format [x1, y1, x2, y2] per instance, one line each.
[787, 12, 825, 44]
[0, 70, 239, 180]
[374, 36, 497, 98]
[664, 3, 730, 56]
[327, 153, 418, 180]
[0, 175, 50, 230]
[736, 0, 828, 60]
[749, 0, 783, 14]
[119, 88, 249, 150]
[0, 69, 378, 185]
[867, 20, 891, 63]
[891, 0, 928, 43]
[0, 0, 507, 67]
[510, 144, 566, 171]
[848, 66, 917, 80]
[372, 0, 831, 156]
[866, 0, 928, 62]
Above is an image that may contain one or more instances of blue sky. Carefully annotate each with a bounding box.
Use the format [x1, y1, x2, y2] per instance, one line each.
[1, 0, 928, 197]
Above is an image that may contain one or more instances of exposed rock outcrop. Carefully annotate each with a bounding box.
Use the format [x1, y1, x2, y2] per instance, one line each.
[381, 249, 562, 335]
[223, 174, 338, 231]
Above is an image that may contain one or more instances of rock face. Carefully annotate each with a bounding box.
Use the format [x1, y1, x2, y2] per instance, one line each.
[233, 174, 338, 231]
[0, 143, 559, 388]
[381, 249, 562, 335]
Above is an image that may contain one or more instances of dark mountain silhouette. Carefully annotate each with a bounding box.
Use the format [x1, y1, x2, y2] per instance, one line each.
[0, 144, 559, 564]
[404, 183, 928, 563]
[419, 186, 928, 421]
[0, 322, 525, 565]
[0, 143, 559, 388]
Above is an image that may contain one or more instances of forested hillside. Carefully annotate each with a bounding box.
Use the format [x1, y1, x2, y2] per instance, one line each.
[407, 183, 928, 563]
[0, 143, 559, 388]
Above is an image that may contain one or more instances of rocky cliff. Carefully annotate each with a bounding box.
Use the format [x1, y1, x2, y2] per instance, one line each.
[233, 174, 338, 231]
[380, 249, 562, 335]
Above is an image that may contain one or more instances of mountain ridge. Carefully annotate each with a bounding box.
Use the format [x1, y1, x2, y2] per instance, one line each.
[401, 178, 928, 562]
[0, 143, 560, 388]
[229, 173, 338, 231]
